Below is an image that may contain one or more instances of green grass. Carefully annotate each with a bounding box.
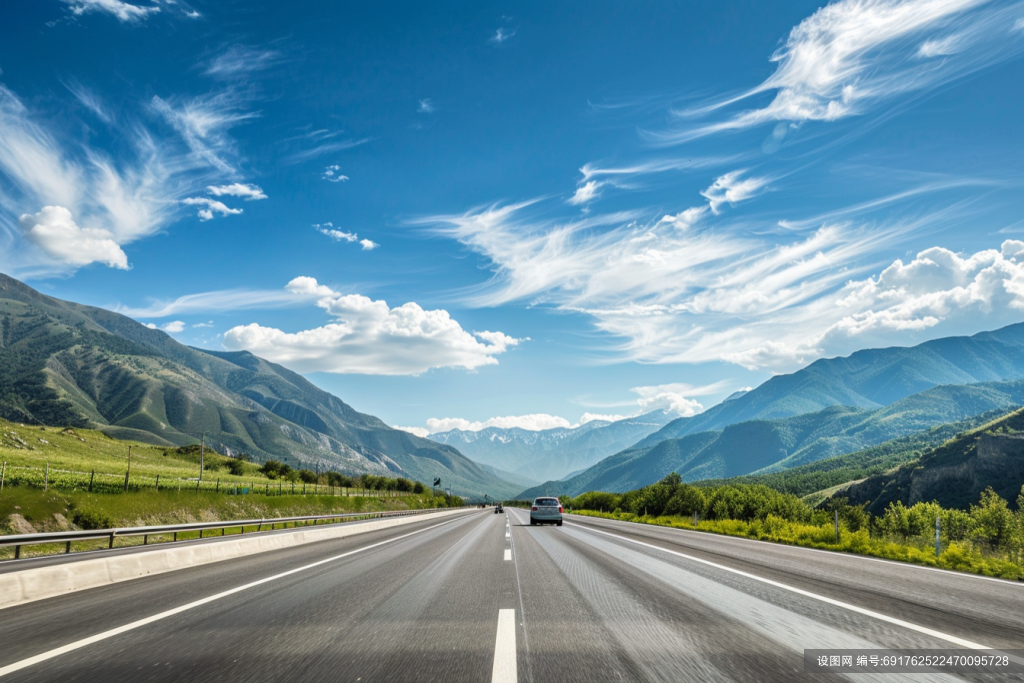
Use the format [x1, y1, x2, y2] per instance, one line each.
[0, 484, 457, 560]
[571, 509, 1024, 581]
[0, 417, 265, 484]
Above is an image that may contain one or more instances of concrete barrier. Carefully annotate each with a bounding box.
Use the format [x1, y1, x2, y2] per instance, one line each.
[0, 508, 470, 610]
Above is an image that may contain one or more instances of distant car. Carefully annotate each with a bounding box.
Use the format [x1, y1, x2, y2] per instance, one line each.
[530, 497, 563, 526]
[494, 504, 503, 514]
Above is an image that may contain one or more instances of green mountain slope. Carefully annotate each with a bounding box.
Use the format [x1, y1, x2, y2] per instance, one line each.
[518, 381, 1024, 498]
[635, 324, 1024, 450]
[0, 273, 517, 499]
[698, 407, 1014, 499]
[841, 407, 1024, 513]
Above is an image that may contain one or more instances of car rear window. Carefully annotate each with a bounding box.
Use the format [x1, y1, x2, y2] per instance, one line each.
[536, 498, 559, 506]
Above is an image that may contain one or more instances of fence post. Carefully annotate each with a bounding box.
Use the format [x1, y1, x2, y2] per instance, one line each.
[44, 462, 49, 491]
[155, 474, 160, 491]
[0, 461, 6, 498]
[123, 470, 129, 493]
[88, 470, 94, 493]
[196, 479, 201, 494]
[935, 514, 941, 559]
[216, 478, 220, 493]
[834, 509, 840, 544]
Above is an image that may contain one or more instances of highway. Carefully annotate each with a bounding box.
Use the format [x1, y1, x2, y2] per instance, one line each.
[1, 507, 1023, 682]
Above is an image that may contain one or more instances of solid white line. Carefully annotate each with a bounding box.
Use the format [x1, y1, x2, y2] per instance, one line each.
[491, 609, 517, 683]
[567, 522, 992, 650]
[571, 514, 1022, 586]
[504, 549, 512, 561]
[0, 518, 462, 679]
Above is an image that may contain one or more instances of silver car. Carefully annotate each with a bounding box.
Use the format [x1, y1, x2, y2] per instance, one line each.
[530, 497, 563, 526]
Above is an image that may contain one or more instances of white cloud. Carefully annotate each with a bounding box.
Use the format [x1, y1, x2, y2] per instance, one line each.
[393, 425, 430, 438]
[426, 414, 572, 433]
[19, 205, 128, 269]
[630, 383, 706, 417]
[700, 170, 769, 214]
[182, 197, 242, 221]
[64, 0, 159, 23]
[670, 0, 1024, 140]
[417, 99, 435, 114]
[322, 165, 349, 183]
[1015, 17, 1024, 30]
[193, 321, 214, 328]
[285, 275, 336, 298]
[151, 93, 256, 174]
[314, 223, 376, 249]
[568, 180, 602, 206]
[284, 138, 371, 164]
[116, 277, 334, 318]
[222, 278, 521, 375]
[579, 413, 630, 424]
[204, 46, 280, 79]
[490, 27, 516, 44]
[206, 183, 266, 200]
[315, 224, 357, 242]
[657, 206, 707, 231]
[161, 320, 185, 333]
[423, 199, 1023, 372]
[0, 84, 178, 271]
[918, 33, 967, 57]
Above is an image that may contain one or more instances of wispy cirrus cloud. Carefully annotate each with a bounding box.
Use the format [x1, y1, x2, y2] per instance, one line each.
[490, 27, 516, 45]
[63, 0, 160, 23]
[418, 185, 1024, 371]
[283, 137, 371, 164]
[663, 0, 1024, 142]
[151, 93, 257, 174]
[700, 170, 770, 214]
[0, 84, 180, 273]
[417, 98, 435, 114]
[203, 46, 281, 79]
[568, 180, 602, 205]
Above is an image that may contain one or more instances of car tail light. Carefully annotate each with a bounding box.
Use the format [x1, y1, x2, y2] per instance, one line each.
[559, 506, 563, 513]
[532, 506, 537, 511]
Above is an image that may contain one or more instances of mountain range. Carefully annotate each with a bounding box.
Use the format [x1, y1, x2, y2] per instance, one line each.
[518, 323, 1024, 499]
[427, 410, 676, 483]
[0, 273, 518, 499]
[634, 325, 1024, 450]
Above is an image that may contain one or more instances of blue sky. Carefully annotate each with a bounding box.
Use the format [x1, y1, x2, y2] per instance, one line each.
[2, 1, 1024, 435]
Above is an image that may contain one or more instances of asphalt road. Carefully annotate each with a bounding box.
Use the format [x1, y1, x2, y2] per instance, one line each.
[1, 508, 1023, 682]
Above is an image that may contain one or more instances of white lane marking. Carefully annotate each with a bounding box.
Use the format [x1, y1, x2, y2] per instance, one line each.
[491, 608, 517, 683]
[0, 517, 467, 679]
[504, 549, 512, 561]
[573, 514, 1022, 586]
[568, 522, 992, 650]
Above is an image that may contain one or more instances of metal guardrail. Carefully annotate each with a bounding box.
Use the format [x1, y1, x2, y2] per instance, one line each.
[0, 507, 470, 561]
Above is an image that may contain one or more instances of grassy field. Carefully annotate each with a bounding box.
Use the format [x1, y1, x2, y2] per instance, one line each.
[0, 417, 456, 560]
[1, 417, 263, 487]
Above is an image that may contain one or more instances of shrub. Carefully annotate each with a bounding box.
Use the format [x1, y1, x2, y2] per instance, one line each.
[72, 509, 113, 530]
